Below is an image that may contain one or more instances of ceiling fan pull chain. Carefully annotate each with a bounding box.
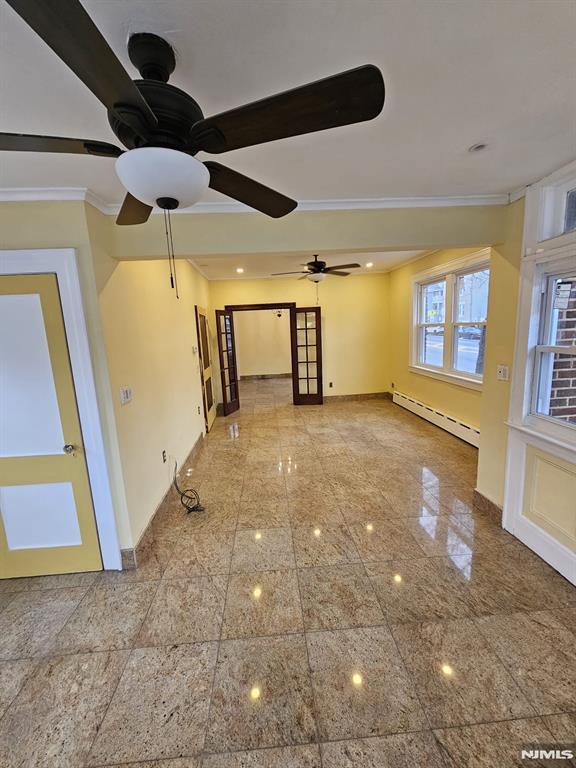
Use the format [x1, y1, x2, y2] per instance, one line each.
[167, 209, 179, 299]
[163, 209, 175, 293]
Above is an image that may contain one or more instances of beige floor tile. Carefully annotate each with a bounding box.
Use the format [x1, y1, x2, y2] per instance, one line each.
[299, 565, 385, 630]
[0, 659, 37, 719]
[205, 634, 317, 751]
[222, 570, 303, 638]
[88, 643, 217, 765]
[292, 525, 360, 567]
[137, 577, 226, 646]
[0, 650, 129, 768]
[476, 610, 576, 714]
[348, 520, 424, 562]
[392, 618, 534, 728]
[307, 626, 426, 740]
[288, 500, 346, 527]
[203, 745, 321, 768]
[164, 532, 234, 578]
[541, 711, 576, 741]
[231, 528, 296, 572]
[321, 732, 445, 768]
[0, 571, 99, 594]
[367, 557, 474, 624]
[433, 717, 555, 768]
[51, 582, 158, 654]
[183, 503, 239, 534]
[237, 499, 291, 529]
[0, 587, 88, 660]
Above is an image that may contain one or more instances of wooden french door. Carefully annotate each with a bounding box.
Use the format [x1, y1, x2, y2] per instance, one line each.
[195, 305, 216, 431]
[0, 274, 102, 578]
[290, 306, 323, 405]
[215, 309, 240, 416]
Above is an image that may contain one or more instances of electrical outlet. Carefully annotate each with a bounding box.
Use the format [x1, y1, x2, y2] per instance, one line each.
[391, 382, 395, 389]
[119, 386, 132, 406]
[496, 365, 510, 381]
[329, 382, 333, 388]
[162, 450, 167, 463]
[197, 406, 201, 415]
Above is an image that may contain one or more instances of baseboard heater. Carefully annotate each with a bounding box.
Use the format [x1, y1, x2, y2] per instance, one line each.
[392, 391, 480, 448]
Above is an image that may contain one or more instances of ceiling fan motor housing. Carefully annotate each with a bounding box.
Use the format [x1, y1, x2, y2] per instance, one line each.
[108, 34, 204, 152]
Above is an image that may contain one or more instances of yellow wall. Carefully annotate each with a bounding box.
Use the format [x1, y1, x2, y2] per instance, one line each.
[387, 248, 485, 428]
[476, 198, 524, 506]
[234, 309, 291, 377]
[209, 273, 390, 398]
[98, 257, 209, 545]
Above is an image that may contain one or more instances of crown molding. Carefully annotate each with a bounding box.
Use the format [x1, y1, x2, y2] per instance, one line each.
[0, 186, 513, 214]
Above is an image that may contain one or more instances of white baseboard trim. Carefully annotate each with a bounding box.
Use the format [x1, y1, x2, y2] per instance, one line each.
[393, 390, 480, 447]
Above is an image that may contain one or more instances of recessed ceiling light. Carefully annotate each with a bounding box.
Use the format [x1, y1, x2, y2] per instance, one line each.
[366, 262, 374, 268]
[468, 142, 488, 153]
[236, 267, 244, 273]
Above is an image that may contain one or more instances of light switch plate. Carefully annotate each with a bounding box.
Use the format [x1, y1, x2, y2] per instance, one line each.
[119, 385, 132, 405]
[496, 365, 509, 381]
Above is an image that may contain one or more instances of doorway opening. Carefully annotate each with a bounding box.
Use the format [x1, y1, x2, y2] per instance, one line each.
[215, 302, 323, 417]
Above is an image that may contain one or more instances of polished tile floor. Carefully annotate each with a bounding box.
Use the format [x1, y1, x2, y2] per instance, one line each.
[0, 378, 575, 767]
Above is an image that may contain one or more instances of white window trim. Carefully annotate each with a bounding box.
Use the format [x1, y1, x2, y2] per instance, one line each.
[410, 248, 491, 390]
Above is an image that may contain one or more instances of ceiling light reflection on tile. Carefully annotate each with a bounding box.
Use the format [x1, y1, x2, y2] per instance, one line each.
[352, 673, 363, 687]
[313, 528, 321, 537]
[441, 664, 454, 677]
[252, 586, 262, 600]
[254, 531, 262, 541]
[393, 573, 402, 584]
[250, 686, 261, 700]
[366, 523, 374, 532]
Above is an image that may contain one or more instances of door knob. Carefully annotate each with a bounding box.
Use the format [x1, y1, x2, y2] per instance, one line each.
[63, 444, 76, 454]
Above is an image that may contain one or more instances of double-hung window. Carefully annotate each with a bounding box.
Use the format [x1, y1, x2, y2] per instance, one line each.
[412, 253, 490, 388]
[532, 269, 576, 428]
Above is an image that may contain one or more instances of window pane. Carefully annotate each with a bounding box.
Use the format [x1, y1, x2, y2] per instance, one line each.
[420, 325, 444, 367]
[565, 188, 576, 233]
[421, 281, 445, 323]
[454, 325, 486, 375]
[550, 277, 576, 346]
[457, 269, 489, 322]
[536, 352, 576, 425]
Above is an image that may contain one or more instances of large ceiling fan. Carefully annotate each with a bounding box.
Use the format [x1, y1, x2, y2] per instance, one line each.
[272, 254, 362, 282]
[0, 0, 386, 225]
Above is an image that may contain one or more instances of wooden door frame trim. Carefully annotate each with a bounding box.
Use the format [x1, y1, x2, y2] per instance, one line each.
[0, 249, 121, 570]
[224, 302, 296, 312]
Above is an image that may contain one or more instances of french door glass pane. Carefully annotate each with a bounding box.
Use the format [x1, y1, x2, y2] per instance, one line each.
[308, 346, 317, 362]
[298, 363, 308, 378]
[296, 314, 306, 329]
[297, 346, 307, 363]
[297, 330, 306, 345]
[307, 329, 316, 346]
[421, 281, 446, 323]
[536, 351, 576, 425]
[308, 379, 318, 395]
[306, 312, 316, 328]
[457, 269, 489, 322]
[454, 325, 486, 375]
[421, 326, 444, 367]
[298, 378, 308, 394]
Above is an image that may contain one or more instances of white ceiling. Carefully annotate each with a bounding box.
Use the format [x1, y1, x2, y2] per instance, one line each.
[0, 0, 575, 206]
[191, 250, 427, 280]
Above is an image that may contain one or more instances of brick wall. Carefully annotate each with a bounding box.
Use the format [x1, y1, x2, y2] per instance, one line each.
[549, 282, 576, 424]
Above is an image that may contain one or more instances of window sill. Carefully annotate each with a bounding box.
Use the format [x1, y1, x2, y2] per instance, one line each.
[408, 365, 483, 391]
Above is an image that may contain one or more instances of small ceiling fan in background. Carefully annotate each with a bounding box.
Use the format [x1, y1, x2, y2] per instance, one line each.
[272, 255, 362, 282]
[0, 0, 386, 225]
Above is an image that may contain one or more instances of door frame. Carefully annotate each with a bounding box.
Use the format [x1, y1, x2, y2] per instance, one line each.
[0, 248, 121, 570]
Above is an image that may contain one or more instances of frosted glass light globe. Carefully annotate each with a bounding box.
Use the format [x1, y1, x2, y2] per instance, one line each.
[115, 147, 210, 209]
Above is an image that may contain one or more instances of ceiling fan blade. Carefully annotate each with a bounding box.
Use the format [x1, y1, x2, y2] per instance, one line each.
[324, 271, 350, 276]
[5, 0, 157, 138]
[116, 193, 153, 226]
[271, 271, 307, 276]
[204, 161, 297, 218]
[0, 132, 122, 157]
[324, 263, 361, 271]
[190, 64, 384, 154]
